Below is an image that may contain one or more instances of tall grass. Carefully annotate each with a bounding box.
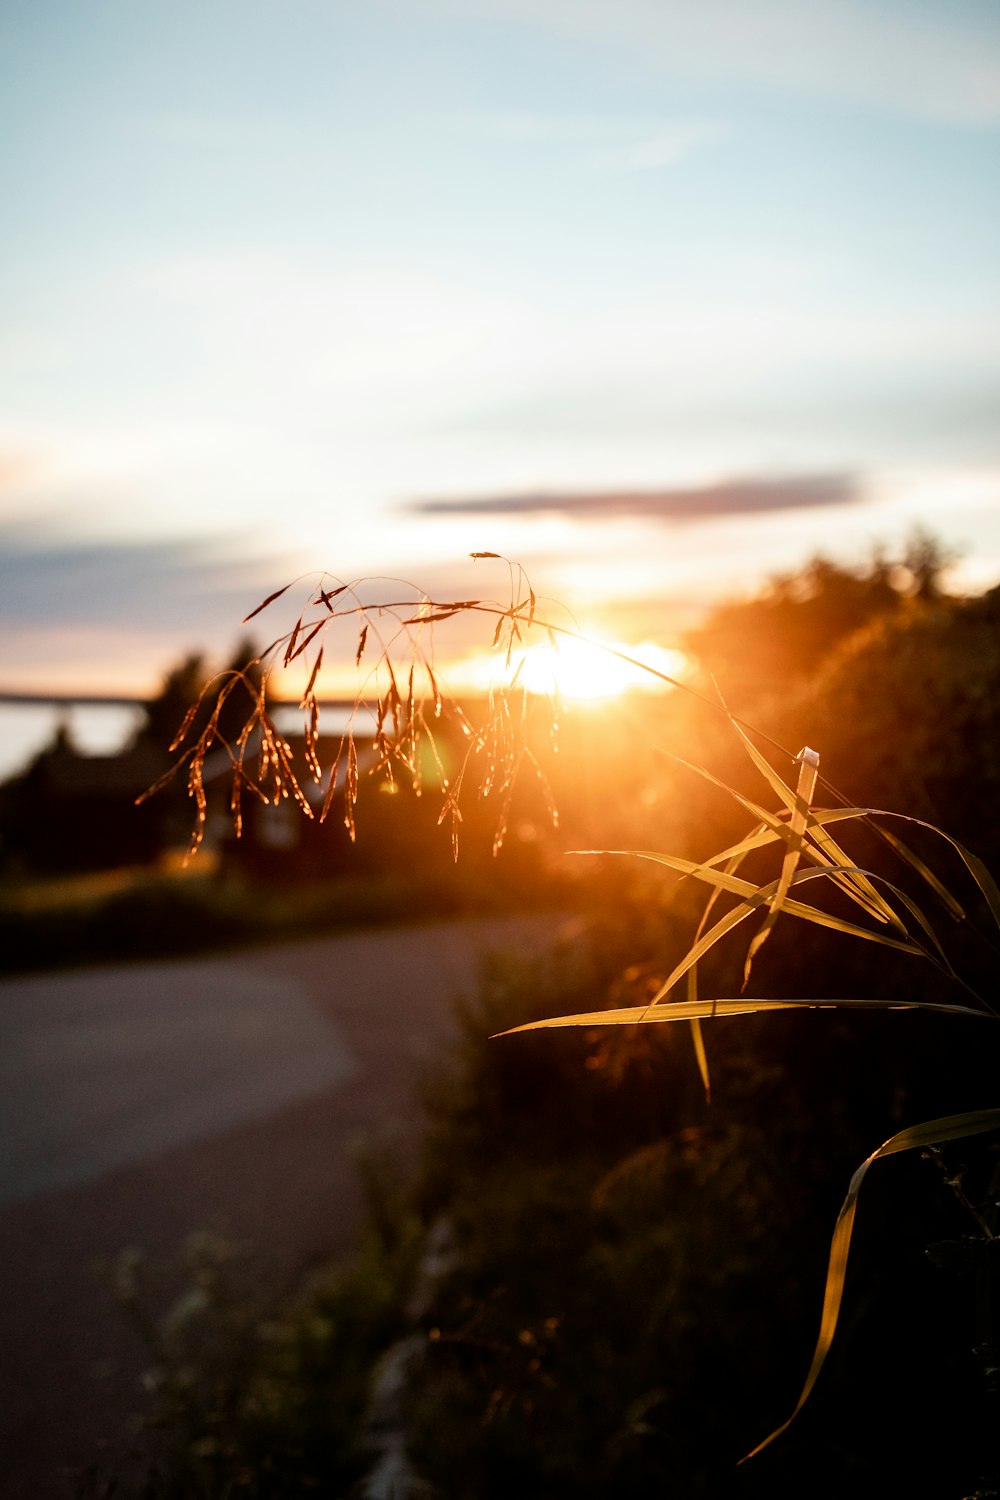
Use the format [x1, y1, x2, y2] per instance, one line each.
[152, 554, 1000, 1470]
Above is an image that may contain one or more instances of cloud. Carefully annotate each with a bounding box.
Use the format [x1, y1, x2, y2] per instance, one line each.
[0, 446, 46, 495]
[409, 472, 862, 523]
[428, 0, 1000, 126]
[144, 113, 284, 151]
[0, 532, 204, 622]
[0, 526, 299, 691]
[589, 123, 722, 173]
[479, 113, 724, 171]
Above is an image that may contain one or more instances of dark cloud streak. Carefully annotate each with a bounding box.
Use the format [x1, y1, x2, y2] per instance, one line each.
[410, 472, 861, 523]
[0, 535, 238, 627]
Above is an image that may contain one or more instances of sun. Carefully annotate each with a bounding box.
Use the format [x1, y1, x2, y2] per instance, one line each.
[519, 636, 688, 700]
[456, 633, 690, 702]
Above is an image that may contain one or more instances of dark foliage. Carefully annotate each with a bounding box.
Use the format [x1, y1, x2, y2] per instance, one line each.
[88, 547, 1000, 1494]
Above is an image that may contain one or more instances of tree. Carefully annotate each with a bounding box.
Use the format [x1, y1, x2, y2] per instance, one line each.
[682, 533, 954, 712]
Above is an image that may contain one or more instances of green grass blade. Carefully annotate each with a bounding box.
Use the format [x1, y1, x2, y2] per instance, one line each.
[685, 820, 884, 1008]
[805, 819, 905, 932]
[698, 807, 873, 873]
[656, 881, 922, 992]
[582, 847, 883, 915]
[672, 765, 971, 937]
[649, 898, 762, 1000]
[675, 788, 979, 938]
[743, 749, 819, 986]
[659, 749, 898, 930]
[687, 964, 711, 1103]
[879, 813, 1000, 933]
[876, 824, 967, 922]
[579, 855, 924, 997]
[583, 848, 764, 899]
[789, 865, 952, 972]
[688, 845, 759, 1076]
[498, 996, 990, 1035]
[744, 1107, 1000, 1462]
[658, 747, 786, 832]
[728, 723, 906, 933]
[726, 717, 801, 813]
[689, 1015, 711, 1102]
[610, 845, 972, 1010]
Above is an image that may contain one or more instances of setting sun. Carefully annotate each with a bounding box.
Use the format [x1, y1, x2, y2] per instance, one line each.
[455, 634, 690, 703]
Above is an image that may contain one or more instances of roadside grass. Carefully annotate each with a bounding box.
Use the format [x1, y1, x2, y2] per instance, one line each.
[83, 558, 1000, 1493]
[0, 848, 587, 978]
[87, 1212, 423, 1498]
[93, 928, 995, 1498]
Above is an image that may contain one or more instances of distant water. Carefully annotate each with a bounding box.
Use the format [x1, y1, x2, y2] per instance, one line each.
[0, 702, 367, 786]
[0, 703, 145, 786]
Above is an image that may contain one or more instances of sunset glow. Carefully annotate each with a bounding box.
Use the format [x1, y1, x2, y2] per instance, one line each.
[455, 635, 690, 703]
[0, 0, 998, 743]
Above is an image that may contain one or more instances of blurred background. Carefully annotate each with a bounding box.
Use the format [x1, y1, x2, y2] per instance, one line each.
[2, 5, 1000, 1497]
[1, 0, 998, 755]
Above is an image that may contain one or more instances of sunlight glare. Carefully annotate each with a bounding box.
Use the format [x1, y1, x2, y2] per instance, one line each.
[458, 635, 690, 702]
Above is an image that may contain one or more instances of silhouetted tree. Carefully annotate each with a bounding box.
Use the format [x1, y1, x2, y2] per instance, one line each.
[136, 638, 262, 755]
[684, 534, 953, 711]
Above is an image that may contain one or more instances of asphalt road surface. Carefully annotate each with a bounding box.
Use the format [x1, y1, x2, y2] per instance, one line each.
[0, 915, 562, 1498]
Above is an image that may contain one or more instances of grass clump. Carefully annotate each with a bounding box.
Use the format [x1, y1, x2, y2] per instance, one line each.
[0, 853, 580, 977]
[124, 550, 1000, 1494]
[91, 1211, 423, 1498]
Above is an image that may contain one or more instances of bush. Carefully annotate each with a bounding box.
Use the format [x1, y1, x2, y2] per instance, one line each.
[105, 551, 999, 1495]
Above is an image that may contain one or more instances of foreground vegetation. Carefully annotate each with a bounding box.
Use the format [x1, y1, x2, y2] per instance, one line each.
[86, 544, 1000, 1496]
[0, 853, 577, 977]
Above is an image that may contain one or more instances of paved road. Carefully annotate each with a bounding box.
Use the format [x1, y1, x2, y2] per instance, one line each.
[0, 916, 563, 1498]
[0, 962, 360, 1208]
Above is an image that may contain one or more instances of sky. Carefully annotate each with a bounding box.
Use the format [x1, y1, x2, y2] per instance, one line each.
[1, 0, 999, 699]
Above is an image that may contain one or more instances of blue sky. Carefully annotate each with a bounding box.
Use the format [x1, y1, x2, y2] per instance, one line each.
[1, 0, 998, 692]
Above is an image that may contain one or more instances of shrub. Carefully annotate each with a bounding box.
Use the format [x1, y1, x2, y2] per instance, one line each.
[141, 553, 1000, 1494]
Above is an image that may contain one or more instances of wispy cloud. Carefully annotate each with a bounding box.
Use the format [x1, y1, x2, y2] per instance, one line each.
[480, 113, 723, 171]
[0, 532, 245, 628]
[0, 446, 46, 496]
[146, 113, 254, 149]
[590, 123, 722, 173]
[409, 472, 862, 522]
[0, 526, 301, 693]
[436, 0, 1000, 125]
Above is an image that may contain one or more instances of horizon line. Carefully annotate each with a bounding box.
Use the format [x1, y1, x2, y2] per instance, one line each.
[0, 689, 362, 711]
